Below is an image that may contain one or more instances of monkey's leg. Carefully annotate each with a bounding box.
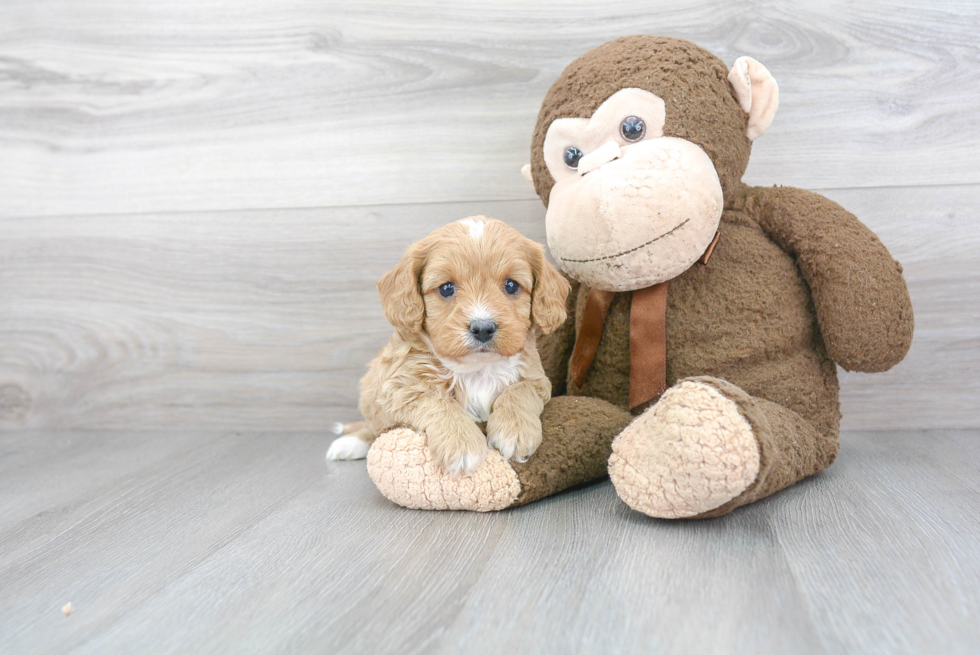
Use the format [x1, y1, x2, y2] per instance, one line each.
[366, 396, 632, 511]
[608, 376, 839, 519]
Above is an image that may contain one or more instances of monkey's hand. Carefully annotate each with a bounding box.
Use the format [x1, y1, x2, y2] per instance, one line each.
[746, 185, 914, 372]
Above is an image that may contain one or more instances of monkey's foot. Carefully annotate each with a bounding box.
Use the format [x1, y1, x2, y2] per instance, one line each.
[366, 428, 522, 512]
[608, 378, 761, 519]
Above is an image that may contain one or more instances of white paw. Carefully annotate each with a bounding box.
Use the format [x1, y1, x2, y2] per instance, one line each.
[326, 436, 371, 461]
[486, 418, 541, 463]
[486, 432, 515, 460]
[443, 446, 488, 477]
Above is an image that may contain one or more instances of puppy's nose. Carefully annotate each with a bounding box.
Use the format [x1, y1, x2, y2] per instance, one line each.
[469, 319, 497, 344]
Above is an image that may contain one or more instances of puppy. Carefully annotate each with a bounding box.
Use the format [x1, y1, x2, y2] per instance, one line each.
[326, 217, 570, 475]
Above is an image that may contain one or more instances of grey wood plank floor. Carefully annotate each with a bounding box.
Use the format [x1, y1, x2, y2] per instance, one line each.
[0, 429, 977, 654]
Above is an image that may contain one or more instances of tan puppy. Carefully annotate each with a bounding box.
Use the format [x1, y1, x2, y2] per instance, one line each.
[327, 217, 570, 475]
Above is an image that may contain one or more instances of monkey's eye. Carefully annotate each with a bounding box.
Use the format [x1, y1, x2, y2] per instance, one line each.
[439, 282, 455, 298]
[563, 146, 584, 169]
[621, 116, 645, 142]
[504, 279, 520, 295]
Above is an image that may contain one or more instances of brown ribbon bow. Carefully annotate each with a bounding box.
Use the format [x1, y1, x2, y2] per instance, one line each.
[568, 230, 720, 410]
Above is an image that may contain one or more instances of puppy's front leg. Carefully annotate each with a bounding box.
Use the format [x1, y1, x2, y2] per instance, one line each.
[486, 378, 550, 462]
[411, 395, 488, 476]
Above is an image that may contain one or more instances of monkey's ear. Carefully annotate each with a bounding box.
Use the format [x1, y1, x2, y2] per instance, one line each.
[377, 242, 427, 333]
[521, 164, 535, 189]
[528, 242, 571, 335]
[728, 56, 779, 141]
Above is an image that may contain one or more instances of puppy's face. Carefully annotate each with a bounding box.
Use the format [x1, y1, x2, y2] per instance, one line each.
[378, 217, 570, 362]
[421, 220, 534, 360]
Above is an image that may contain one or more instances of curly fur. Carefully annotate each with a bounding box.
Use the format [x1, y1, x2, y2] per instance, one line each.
[328, 217, 570, 476]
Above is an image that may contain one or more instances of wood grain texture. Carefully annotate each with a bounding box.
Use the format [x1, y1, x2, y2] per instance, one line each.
[0, 199, 545, 430]
[2, 185, 976, 431]
[0, 429, 977, 654]
[0, 431, 329, 652]
[1, 0, 978, 217]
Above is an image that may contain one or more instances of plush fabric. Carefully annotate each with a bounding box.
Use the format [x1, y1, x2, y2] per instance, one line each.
[566, 204, 848, 441]
[367, 396, 633, 511]
[367, 427, 522, 512]
[366, 35, 913, 519]
[510, 395, 633, 506]
[692, 376, 839, 518]
[530, 35, 752, 206]
[728, 56, 779, 140]
[741, 186, 914, 373]
[608, 378, 760, 518]
[545, 134, 724, 291]
[528, 36, 911, 517]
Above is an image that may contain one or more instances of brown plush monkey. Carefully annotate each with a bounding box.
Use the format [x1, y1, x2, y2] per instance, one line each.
[366, 36, 913, 519]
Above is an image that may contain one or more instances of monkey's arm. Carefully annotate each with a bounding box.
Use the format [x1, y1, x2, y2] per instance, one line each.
[746, 185, 913, 372]
[536, 277, 579, 394]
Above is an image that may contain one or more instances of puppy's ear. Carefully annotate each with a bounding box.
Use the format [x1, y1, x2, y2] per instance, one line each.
[529, 242, 571, 334]
[377, 242, 427, 333]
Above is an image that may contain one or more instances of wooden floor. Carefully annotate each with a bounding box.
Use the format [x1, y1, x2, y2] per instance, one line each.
[0, 429, 977, 654]
[2, 1, 979, 653]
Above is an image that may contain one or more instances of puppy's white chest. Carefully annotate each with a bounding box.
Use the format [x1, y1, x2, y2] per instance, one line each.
[443, 356, 523, 422]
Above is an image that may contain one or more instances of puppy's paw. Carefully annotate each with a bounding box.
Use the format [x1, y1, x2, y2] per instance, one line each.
[486, 406, 543, 463]
[426, 421, 488, 477]
[447, 448, 488, 477]
[326, 436, 371, 461]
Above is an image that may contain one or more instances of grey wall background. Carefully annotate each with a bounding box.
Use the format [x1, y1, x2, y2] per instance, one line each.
[1, 0, 977, 432]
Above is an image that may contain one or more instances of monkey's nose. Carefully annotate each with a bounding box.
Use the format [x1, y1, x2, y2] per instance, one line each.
[577, 141, 622, 176]
[469, 319, 497, 344]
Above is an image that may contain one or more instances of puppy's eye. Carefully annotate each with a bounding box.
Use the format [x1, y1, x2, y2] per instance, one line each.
[439, 282, 455, 298]
[621, 116, 645, 142]
[504, 279, 520, 295]
[563, 146, 583, 169]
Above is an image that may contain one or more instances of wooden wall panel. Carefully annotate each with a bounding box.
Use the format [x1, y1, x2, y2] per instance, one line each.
[2, 185, 975, 430]
[1, 1, 978, 217]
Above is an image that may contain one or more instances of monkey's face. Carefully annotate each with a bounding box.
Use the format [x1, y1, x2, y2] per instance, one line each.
[542, 88, 723, 292]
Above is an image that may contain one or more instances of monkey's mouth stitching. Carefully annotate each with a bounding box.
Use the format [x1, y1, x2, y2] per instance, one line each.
[559, 218, 690, 264]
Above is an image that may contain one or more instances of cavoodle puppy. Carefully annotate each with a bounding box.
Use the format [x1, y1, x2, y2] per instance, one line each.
[326, 216, 570, 475]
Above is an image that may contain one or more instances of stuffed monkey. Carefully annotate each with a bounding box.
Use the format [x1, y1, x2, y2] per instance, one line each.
[366, 36, 913, 518]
